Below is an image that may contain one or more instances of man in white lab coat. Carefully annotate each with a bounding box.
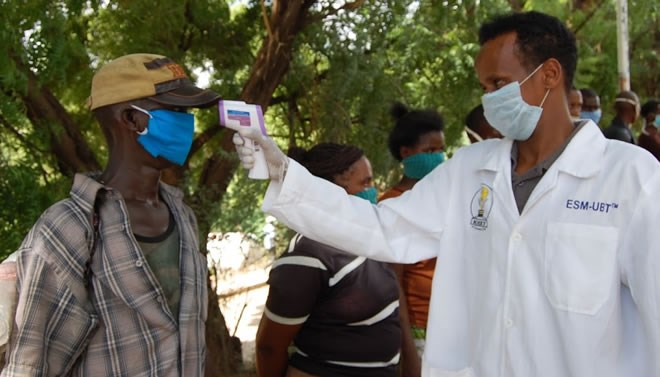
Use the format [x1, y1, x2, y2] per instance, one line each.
[233, 11, 659, 377]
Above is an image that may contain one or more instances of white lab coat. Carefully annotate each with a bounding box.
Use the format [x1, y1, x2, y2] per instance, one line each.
[262, 121, 660, 377]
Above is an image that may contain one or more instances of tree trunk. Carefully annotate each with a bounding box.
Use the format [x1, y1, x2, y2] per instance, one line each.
[194, 0, 315, 203]
[197, 1, 317, 375]
[7, 1, 366, 375]
[15, 60, 101, 176]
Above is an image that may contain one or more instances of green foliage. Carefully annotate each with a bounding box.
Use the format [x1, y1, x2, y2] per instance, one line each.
[211, 169, 268, 237]
[1, 0, 658, 257]
[0, 157, 69, 259]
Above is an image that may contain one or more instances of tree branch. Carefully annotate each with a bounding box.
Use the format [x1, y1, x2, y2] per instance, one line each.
[261, 0, 274, 41]
[269, 95, 290, 106]
[305, 0, 366, 25]
[0, 114, 48, 155]
[572, 0, 606, 36]
[507, 0, 526, 11]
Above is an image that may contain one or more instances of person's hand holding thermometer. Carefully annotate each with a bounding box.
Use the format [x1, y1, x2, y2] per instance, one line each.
[221, 100, 288, 181]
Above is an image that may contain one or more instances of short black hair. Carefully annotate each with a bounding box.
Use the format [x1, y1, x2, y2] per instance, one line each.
[479, 11, 577, 93]
[387, 102, 444, 161]
[288, 143, 364, 183]
[641, 99, 659, 117]
[465, 104, 486, 131]
[580, 88, 599, 100]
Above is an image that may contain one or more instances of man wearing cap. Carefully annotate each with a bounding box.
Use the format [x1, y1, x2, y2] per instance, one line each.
[1, 53, 219, 376]
[602, 90, 640, 144]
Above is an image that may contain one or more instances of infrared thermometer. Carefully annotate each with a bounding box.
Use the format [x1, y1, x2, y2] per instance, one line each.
[219, 100, 269, 180]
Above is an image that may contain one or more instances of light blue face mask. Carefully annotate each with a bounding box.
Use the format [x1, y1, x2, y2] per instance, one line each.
[654, 114, 660, 128]
[402, 152, 445, 179]
[481, 63, 550, 141]
[580, 109, 602, 124]
[131, 105, 195, 166]
[354, 187, 378, 204]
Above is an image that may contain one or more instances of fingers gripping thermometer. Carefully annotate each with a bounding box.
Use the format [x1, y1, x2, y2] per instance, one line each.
[219, 100, 270, 179]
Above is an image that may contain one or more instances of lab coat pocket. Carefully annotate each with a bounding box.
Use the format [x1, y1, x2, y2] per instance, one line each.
[426, 366, 475, 377]
[544, 223, 618, 315]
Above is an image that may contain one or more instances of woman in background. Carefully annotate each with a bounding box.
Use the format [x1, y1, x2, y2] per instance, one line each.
[256, 143, 401, 377]
[379, 102, 445, 377]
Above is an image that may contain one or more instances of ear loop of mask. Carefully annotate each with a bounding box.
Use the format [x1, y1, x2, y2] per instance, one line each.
[131, 105, 152, 135]
[519, 63, 545, 86]
[465, 127, 484, 142]
[539, 89, 550, 108]
[520, 63, 550, 108]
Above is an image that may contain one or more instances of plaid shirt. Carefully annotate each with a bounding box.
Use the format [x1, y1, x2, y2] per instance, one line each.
[2, 174, 208, 377]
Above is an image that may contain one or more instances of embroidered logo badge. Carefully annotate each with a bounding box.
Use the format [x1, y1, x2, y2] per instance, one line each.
[470, 184, 493, 230]
[165, 63, 187, 79]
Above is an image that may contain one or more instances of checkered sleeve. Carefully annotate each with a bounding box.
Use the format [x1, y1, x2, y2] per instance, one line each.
[2, 244, 98, 376]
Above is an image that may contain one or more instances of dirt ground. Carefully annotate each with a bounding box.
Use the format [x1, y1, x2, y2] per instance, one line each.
[208, 233, 274, 374]
[217, 264, 270, 370]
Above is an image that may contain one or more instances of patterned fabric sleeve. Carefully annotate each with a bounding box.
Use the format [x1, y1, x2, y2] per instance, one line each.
[264, 235, 328, 325]
[2, 248, 98, 376]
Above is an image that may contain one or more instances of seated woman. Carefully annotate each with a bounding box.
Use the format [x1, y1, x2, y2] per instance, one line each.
[255, 142, 401, 377]
[379, 102, 445, 377]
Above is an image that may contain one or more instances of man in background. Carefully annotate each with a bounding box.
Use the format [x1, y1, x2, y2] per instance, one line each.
[603, 90, 640, 143]
[638, 99, 660, 161]
[580, 88, 602, 125]
[568, 86, 583, 121]
[464, 104, 502, 143]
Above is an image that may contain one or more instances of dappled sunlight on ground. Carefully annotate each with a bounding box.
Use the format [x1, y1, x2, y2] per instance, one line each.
[208, 232, 274, 371]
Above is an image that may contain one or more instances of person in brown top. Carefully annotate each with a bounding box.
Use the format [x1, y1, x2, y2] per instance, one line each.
[638, 99, 660, 161]
[379, 102, 445, 377]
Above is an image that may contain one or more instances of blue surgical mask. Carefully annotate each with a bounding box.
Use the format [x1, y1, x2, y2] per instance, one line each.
[580, 109, 602, 124]
[131, 105, 195, 166]
[402, 152, 445, 179]
[654, 114, 660, 128]
[354, 187, 378, 204]
[481, 64, 550, 141]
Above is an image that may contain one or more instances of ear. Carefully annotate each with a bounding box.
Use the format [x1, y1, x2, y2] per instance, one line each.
[119, 106, 146, 134]
[541, 58, 563, 90]
[400, 146, 414, 159]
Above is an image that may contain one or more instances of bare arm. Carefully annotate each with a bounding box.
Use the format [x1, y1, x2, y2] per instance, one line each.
[255, 316, 304, 377]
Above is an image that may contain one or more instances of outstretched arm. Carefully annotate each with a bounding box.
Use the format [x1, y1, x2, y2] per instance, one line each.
[233, 130, 450, 265]
[262, 159, 448, 264]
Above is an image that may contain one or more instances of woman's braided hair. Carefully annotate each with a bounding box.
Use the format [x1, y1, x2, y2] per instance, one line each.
[288, 143, 364, 183]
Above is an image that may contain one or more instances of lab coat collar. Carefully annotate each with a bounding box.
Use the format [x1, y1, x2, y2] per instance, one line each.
[549, 120, 604, 178]
[479, 120, 604, 178]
